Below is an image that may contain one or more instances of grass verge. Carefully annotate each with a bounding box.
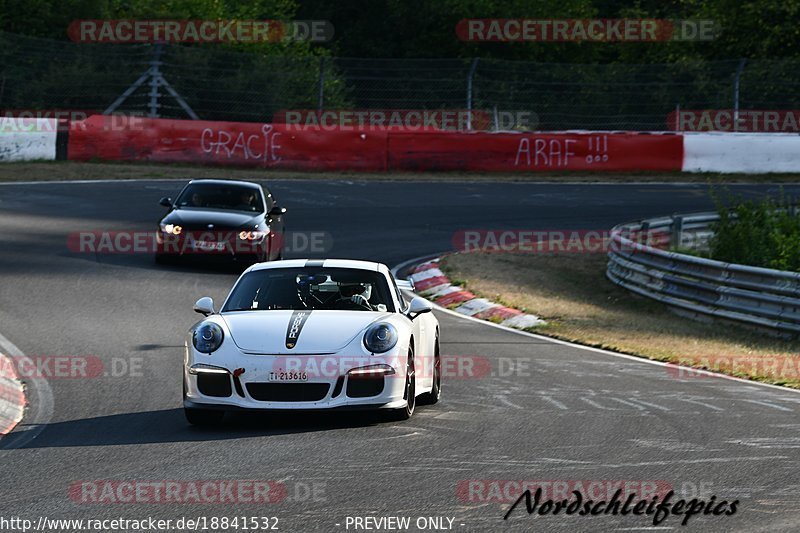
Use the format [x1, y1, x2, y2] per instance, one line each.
[440, 251, 800, 388]
[3, 160, 800, 183]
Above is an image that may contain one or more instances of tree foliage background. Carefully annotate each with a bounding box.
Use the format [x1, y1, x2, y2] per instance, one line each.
[0, 0, 797, 61]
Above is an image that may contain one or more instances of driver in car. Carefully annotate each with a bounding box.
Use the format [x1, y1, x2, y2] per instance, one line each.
[189, 192, 204, 207]
[235, 190, 256, 211]
[339, 283, 374, 310]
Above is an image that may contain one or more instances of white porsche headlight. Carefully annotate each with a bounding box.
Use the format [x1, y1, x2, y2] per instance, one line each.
[193, 323, 224, 353]
[363, 323, 398, 353]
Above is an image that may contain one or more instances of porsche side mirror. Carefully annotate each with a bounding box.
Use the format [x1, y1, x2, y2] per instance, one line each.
[193, 297, 215, 316]
[159, 197, 172, 207]
[269, 206, 287, 216]
[407, 296, 433, 319]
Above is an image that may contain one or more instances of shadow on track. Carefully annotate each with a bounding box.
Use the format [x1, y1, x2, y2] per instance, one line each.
[10, 408, 405, 449]
[93, 253, 253, 275]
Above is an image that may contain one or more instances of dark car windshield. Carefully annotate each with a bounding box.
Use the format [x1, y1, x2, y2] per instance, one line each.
[176, 183, 263, 213]
[223, 268, 395, 313]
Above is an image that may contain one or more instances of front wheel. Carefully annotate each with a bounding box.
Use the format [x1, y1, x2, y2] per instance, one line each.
[419, 337, 441, 405]
[387, 347, 415, 421]
[185, 407, 225, 426]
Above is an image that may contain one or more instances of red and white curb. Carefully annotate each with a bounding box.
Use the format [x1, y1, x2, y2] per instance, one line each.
[408, 258, 545, 329]
[0, 354, 26, 436]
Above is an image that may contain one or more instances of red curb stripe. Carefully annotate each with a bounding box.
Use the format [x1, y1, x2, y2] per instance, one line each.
[475, 306, 523, 321]
[0, 382, 24, 406]
[412, 261, 439, 274]
[436, 291, 476, 307]
[414, 275, 450, 292]
[0, 354, 26, 436]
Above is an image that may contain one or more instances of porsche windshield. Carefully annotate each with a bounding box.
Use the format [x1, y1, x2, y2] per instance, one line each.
[175, 183, 263, 213]
[223, 268, 396, 312]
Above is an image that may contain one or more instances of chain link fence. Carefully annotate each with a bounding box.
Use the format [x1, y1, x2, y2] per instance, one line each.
[2, 31, 800, 130]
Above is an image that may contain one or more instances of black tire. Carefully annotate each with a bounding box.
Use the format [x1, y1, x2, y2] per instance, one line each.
[419, 337, 441, 405]
[184, 407, 225, 426]
[387, 346, 416, 421]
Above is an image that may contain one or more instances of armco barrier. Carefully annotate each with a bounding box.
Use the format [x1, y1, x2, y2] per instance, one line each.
[66, 116, 684, 172]
[0, 118, 59, 161]
[607, 212, 800, 335]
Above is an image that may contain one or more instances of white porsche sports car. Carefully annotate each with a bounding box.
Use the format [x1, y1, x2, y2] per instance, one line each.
[183, 259, 441, 425]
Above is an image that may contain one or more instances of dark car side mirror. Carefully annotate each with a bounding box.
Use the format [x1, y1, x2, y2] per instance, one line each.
[159, 197, 172, 207]
[269, 206, 287, 216]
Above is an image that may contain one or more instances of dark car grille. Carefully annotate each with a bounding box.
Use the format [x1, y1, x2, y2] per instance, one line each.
[197, 373, 233, 397]
[346, 376, 385, 398]
[181, 225, 237, 233]
[246, 382, 330, 402]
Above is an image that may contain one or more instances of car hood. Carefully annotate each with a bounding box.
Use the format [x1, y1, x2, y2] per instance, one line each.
[221, 310, 392, 354]
[161, 209, 263, 230]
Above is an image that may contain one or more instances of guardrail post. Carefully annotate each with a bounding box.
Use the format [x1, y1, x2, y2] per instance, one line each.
[317, 57, 325, 112]
[466, 58, 479, 131]
[639, 221, 650, 245]
[671, 215, 684, 249]
[733, 59, 747, 125]
[147, 44, 163, 118]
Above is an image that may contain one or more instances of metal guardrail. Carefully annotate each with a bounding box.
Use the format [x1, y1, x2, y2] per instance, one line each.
[606, 211, 800, 335]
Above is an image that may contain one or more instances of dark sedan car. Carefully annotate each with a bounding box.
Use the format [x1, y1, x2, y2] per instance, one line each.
[155, 179, 286, 264]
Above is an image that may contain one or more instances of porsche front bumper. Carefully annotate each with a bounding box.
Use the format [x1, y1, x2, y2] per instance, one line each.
[183, 351, 410, 411]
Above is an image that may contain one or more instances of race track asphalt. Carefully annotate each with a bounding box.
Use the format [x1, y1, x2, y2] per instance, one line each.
[0, 179, 799, 532]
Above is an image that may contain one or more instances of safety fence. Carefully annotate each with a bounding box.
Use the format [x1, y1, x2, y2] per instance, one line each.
[607, 212, 800, 336]
[4, 31, 800, 130]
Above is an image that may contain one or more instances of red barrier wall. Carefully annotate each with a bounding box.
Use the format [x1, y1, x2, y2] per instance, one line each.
[68, 116, 389, 171]
[389, 131, 682, 171]
[67, 116, 683, 172]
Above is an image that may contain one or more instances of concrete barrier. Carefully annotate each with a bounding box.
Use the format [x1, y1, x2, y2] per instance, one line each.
[683, 133, 800, 173]
[6, 113, 800, 174]
[0, 118, 59, 161]
[66, 116, 685, 172]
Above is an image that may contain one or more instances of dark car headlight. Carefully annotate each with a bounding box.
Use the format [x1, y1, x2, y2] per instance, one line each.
[238, 229, 268, 241]
[193, 323, 224, 353]
[160, 223, 182, 235]
[364, 323, 398, 353]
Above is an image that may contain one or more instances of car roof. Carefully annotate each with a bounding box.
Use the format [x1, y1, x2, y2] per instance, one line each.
[187, 179, 261, 189]
[246, 259, 387, 274]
